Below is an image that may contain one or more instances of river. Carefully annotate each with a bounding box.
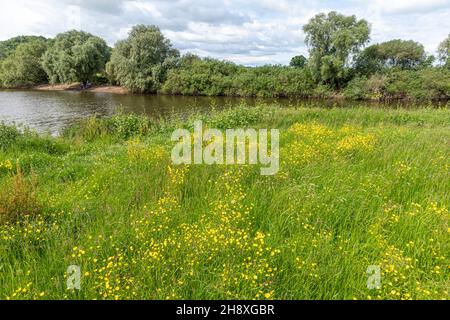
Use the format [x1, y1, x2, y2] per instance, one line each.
[0, 89, 445, 135]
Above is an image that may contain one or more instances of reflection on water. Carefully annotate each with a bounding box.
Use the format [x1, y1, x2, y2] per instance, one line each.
[0, 89, 447, 135]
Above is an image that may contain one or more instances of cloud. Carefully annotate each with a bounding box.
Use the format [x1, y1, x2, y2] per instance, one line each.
[65, 0, 125, 14]
[369, 0, 449, 14]
[1, 0, 449, 66]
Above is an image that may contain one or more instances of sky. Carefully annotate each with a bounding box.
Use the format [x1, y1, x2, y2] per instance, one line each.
[1, 0, 449, 66]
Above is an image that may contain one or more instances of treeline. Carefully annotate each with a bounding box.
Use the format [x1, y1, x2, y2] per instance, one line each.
[0, 11, 449, 100]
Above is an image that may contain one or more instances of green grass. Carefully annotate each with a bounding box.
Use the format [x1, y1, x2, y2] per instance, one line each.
[0, 104, 449, 300]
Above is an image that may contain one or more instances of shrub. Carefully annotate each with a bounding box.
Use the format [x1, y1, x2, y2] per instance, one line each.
[161, 56, 315, 98]
[312, 84, 333, 98]
[343, 76, 369, 100]
[384, 69, 450, 100]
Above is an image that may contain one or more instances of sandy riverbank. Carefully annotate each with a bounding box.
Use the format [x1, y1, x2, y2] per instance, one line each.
[33, 84, 128, 94]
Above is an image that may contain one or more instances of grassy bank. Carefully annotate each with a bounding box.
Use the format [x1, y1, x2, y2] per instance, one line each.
[0, 105, 449, 300]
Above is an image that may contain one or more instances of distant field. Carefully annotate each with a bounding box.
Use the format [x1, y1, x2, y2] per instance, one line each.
[0, 105, 449, 300]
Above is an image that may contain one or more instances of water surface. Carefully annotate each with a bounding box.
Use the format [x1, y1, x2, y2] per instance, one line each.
[0, 89, 444, 135]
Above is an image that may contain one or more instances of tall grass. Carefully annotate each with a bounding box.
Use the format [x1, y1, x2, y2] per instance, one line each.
[0, 168, 40, 224]
[0, 104, 448, 300]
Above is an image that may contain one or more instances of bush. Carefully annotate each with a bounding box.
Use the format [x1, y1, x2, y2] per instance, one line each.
[161, 56, 315, 98]
[344, 74, 387, 100]
[344, 69, 450, 101]
[384, 69, 450, 100]
[343, 76, 369, 100]
[312, 84, 333, 99]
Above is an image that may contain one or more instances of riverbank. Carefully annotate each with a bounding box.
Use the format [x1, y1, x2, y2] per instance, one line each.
[33, 84, 128, 94]
[27, 83, 450, 103]
[1, 105, 449, 300]
[0, 81, 445, 104]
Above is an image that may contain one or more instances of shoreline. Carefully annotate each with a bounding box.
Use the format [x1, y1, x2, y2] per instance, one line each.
[0, 84, 448, 103]
[32, 84, 128, 94]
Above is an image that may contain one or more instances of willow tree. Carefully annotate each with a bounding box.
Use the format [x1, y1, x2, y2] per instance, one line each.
[355, 40, 428, 76]
[42, 30, 110, 85]
[303, 11, 370, 88]
[0, 39, 49, 88]
[0, 36, 47, 61]
[106, 25, 180, 93]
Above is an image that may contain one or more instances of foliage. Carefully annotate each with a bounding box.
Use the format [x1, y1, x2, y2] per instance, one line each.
[344, 68, 450, 100]
[343, 76, 370, 100]
[106, 25, 180, 93]
[0, 40, 49, 88]
[356, 40, 428, 76]
[438, 34, 450, 68]
[42, 30, 110, 84]
[0, 36, 48, 61]
[303, 11, 370, 88]
[162, 55, 316, 98]
[162, 55, 239, 96]
[290, 55, 307, 68]
[385, 68, 450, 100]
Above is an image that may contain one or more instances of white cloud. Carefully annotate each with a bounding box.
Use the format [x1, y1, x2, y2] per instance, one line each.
[370, 0, 449, 14]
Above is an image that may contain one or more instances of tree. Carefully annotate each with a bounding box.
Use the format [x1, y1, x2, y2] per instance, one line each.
[303, 11, 370, 88]
[290, 55, 307, 68]
[42, 30, 110, 85]
[0, 39, 48, 88]
[0, 36, 48, 61]
[355, 40, 427, 76]
[376, 40, 426, 69]
[438, 34, 450, 68]
[106, 25, 180, 93]
[354, 44, 382, 76]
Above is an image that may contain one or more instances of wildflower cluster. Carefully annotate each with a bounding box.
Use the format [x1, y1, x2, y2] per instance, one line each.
[366, 202, 449, 300]
[282, 123, 376, 169]
[0, 159, 13, 172]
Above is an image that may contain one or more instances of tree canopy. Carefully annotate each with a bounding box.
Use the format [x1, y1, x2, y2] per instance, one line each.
[0, 39, 49, 88]
[42, 30, 110, 84]
[355, 40, 427, 76]
[438, 34, 450, 68]
[303, 11, 370, 88]
[0, 36, 48, 61]
[290, 55, 307, 68]
[106, 25, 180, 93]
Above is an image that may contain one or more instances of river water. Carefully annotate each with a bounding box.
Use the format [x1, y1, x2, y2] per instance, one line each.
[0, 89, 445, 135]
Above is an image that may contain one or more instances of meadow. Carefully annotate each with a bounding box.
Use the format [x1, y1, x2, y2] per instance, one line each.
[0, 104, 449, 300]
